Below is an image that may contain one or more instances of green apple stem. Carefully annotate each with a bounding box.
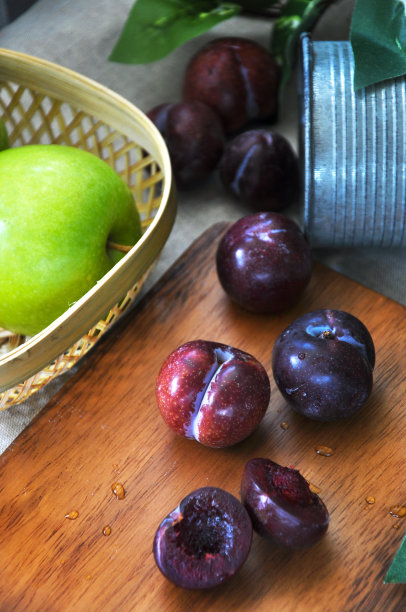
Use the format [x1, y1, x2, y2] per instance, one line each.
[107, 240, 133, 254]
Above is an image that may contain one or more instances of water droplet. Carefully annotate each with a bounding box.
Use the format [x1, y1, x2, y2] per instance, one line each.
[365, 496, 375, 505]
[280, 421, 289, 430]
[86, 574, 92, 581]
[103, 525, 112, 536]
[315, 445, 334, 457]
[65, 510, 79, 520]
[298, 352, 306, 360]
[389, 505, 406, 518]
[112, 482, 125, 500]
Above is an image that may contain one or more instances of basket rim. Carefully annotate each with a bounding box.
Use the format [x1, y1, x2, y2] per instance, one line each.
[0, 48, 177, 392]
[0, 47, 171, 162]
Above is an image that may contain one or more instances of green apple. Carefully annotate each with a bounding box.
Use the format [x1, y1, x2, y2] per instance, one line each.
[0, 144, 142, 336]
[0, 117, 9, 151]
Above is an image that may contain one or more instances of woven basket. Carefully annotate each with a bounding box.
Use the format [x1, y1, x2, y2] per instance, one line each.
[0, 48, 176, 410]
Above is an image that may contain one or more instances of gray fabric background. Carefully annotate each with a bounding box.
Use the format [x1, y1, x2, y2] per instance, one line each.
[0, 0, 404, 453]
[0, 0, 38, 27]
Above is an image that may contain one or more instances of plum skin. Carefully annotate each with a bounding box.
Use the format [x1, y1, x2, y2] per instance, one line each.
[156, 340, 270, 448]
[183, 37, 280, 133]
[219, 129, 300, 212]
[216, 212, 312, 314]
[241, 458, 329, 549]
[153, 486, 253, 589]
[147, 100, 225, 189]
[272, 309, 375, 421]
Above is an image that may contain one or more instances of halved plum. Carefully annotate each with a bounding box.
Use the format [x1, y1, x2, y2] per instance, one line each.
[153, 486, 253, 589]
[241, 458, 329, 549]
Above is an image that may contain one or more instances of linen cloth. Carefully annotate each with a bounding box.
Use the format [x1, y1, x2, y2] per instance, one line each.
[0, 0, 404, 453]
[0, 0, 38, 27]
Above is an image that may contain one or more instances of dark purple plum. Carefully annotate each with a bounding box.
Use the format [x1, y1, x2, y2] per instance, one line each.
[156, 340, 270, 448]
[216, 212, 312, 313]
[272, 309, 375, 421]
[183, 37, 280, 133]
[153, 486, 253, 589]
[241, 458, 329, 549]
[147, 100, 225, 189]
[219, 130, 300, 212]
[147, 102, 170, 134]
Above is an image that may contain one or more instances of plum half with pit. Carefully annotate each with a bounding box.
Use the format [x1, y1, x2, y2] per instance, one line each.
[183, 37, 280, 133]
[219, 129, 300, 212]
[156, 340, 270, 448]
[216, 212, 312, 314]
[147, 100, 225, 189]
[272, 309, 375, 421]
[241, 458, 329, 549]
[154, 486, 252, 589]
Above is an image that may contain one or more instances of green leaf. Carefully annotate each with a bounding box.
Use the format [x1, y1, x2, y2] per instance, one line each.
[109, 0, 242, 64]
[384, 535, 406, 583]
[350, 0, 406, 89]
[271, 0, 334, 84]
[237, 0, 283, 12]
[278, 0, 312, 17]
[271, 13, 304, 64]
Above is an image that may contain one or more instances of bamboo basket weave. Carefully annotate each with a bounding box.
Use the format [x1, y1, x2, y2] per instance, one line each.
[0, 49, 177, 410]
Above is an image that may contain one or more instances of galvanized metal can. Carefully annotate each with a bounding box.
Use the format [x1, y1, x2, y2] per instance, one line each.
[298, 33, 406, 248]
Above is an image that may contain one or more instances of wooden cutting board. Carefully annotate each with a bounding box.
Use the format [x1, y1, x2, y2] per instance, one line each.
[1, 223, 405, 612]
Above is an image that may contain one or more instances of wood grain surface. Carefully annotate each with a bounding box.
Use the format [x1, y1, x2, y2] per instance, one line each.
[1, 223, 405, 612]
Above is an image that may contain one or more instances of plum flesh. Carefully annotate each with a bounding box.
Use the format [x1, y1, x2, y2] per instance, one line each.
[272, 309, 375, 421]
[156, 340, 270, 448]
[153, 486, 253, 589]
[241, 458, 329, 549]
[216, 212, 312, 314]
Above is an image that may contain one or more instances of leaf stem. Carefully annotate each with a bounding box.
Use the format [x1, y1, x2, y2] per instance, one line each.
[107, 241, 133, 253]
